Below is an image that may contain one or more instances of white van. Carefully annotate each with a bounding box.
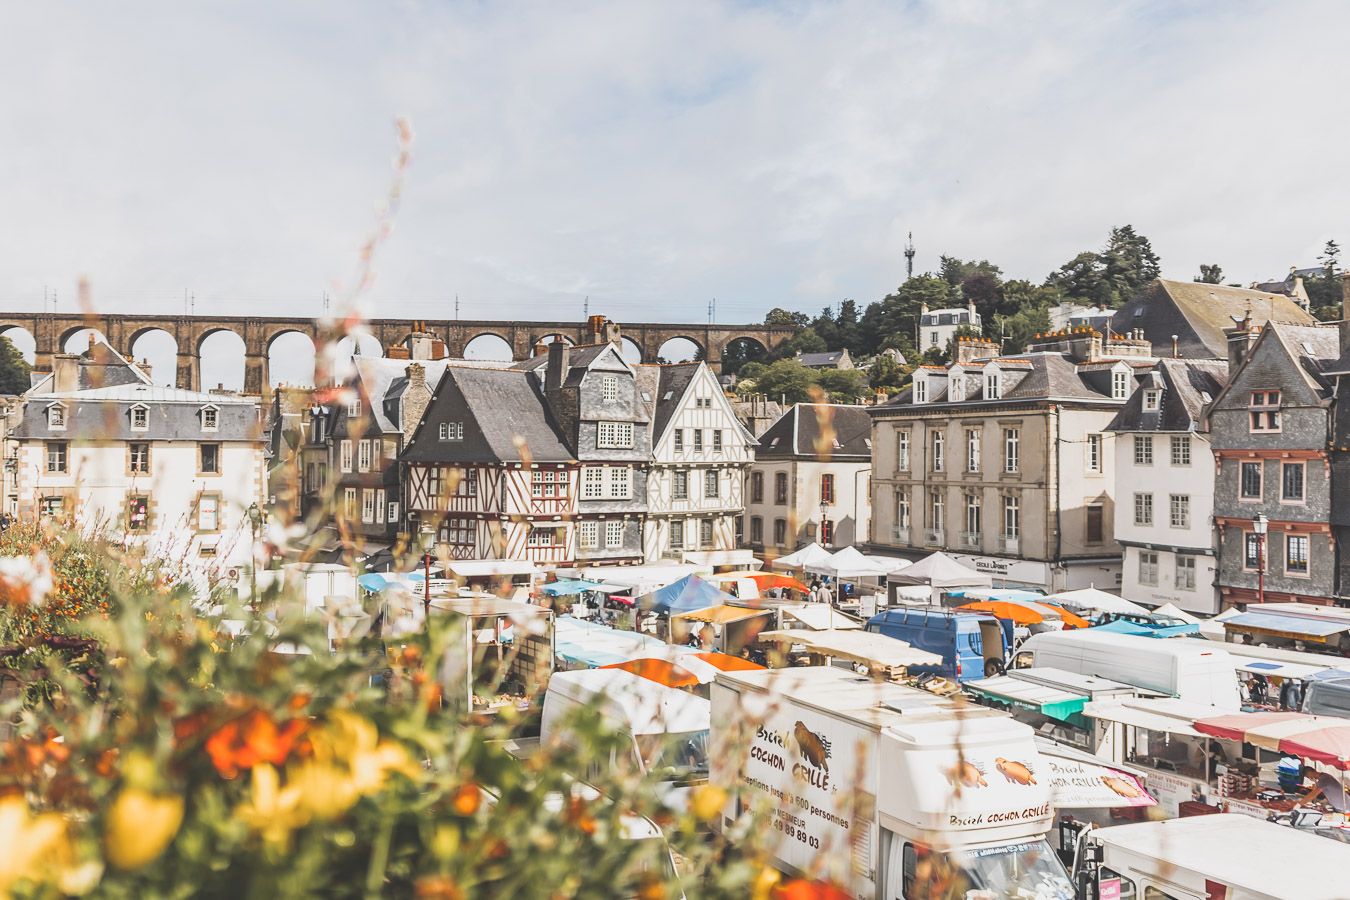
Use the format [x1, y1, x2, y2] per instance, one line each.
[1014, 630, 1239, 710]
[1077, 813, 1350, 900]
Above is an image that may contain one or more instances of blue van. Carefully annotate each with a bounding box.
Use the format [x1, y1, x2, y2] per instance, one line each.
[865, 607, 1009, 681]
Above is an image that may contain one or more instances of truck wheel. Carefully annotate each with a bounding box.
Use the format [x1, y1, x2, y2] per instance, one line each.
[984, 659, 1005, 677]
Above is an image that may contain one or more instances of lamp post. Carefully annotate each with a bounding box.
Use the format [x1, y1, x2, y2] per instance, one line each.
[819, 501, 830, 547]
[418, 523, 436, 616]
[1254, 513, 1268, 606]
[246, 502, 262, 605]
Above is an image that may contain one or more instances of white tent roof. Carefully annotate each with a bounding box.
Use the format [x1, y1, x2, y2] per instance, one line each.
[1152, 602, 1201, 624]
[806, 546, 890, 578]
[779, 603, 862, 631]
[770, 542, 834, 569]
[1041, 588, 1147, 616]
[681, 549, 762, 570]
[885, 551, 991, 589]
[446, 560, 539, 579]
[864, 555, 910, 573]
[758, 629, 942, 669]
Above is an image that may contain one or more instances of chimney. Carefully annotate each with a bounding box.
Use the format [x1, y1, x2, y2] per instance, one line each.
[533, 340, 548, 358]
[1226, 309, 1259, 375]
[1340, 272, 1350, 356]
[405, 330, 435, 361]
[402, 362, 431, 438]
[545, 340, 568, 393]
[1171, 335, 1179, 359]
[52, 353, 79, 393]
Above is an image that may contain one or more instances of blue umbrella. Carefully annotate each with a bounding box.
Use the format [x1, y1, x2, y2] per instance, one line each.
[640, 574, 735, 615]
[357, 573, 388, 591]
[543, 579, 606, 596]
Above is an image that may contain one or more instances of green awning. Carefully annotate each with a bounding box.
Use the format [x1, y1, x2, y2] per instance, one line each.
[966, 675, 1089, 727]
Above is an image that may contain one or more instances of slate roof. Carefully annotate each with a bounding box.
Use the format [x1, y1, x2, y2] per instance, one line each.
[1268, 322, 1340, 395]
[755, 403, 872, 460]
[797, 350, 847, 367]
[1105, 358, 1228, 433]
[402, 366, 574, 464]
[651, 364, 700, 441]
[12, 381, 259, 442]
[351, 356, 454, 433]
[1110, 278, 1314, 359]
[871, 353, 1125, 417]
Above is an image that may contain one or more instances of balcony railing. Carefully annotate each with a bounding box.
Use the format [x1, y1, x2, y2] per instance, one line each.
[891, 526, 910, 543]
[925, 529, 945, 546]
[961, 531, 981, 549]
[999, 534, 1020, 554]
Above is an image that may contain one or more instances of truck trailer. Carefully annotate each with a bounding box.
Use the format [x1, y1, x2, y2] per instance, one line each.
[710, 667, 1073, 899]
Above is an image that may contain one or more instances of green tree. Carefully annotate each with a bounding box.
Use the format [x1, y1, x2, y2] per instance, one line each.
[1195, 264, 1224, 284]
[0, 336, 31, 395]
[736, 358, 817, 404]
[763, 307, 810, 327]
[776, 326, 827, 358]
[1046, 225, 1161, 308]
[809, 307, 840, 350]
[835, 298, 864, 355]
[1320, 239, 1341, 277]
[867, 351, 905, 393]
[815, 367, 869, 402]
[1046, 251, 1104, 302]
[869, 275, 952, 353]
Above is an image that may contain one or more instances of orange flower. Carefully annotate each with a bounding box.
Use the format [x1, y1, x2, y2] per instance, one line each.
[773, 880, 850, 900]
[205, 710, 308, 779]
[450, 783, 480, 816]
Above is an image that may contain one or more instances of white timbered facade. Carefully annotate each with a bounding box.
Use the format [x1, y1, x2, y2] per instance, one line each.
[639, 363, 755, 561]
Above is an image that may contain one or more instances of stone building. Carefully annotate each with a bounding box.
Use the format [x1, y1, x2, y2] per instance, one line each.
[745, 403, 873, 555]
[868, 332, 1146, 592]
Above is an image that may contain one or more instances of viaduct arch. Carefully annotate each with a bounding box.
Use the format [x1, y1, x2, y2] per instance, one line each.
[0, 313, 795, 392]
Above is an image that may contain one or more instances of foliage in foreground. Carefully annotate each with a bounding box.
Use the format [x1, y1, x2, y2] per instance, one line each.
[0, 531, 769, 899]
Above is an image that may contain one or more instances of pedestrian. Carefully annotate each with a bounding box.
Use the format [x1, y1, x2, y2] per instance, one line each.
[819, 582, 834, 606]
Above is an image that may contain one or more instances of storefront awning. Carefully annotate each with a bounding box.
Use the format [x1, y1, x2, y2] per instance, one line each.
[965, 674, 1088, 725]
[1083, 699, 1206, 737]
[1225, 612, 1350, 642]
[446, 560, 539, 579]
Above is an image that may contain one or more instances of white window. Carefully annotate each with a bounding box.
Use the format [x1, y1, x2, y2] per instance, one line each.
[361, 489, 375, 523]
[1287, 534, 1310, 575]
[601, 376, 619, 402]
[713, 430, 723, 452]
[913, 380, 927, 403]
[965, 494, 981, 536]
[347, 398, 361, 418]
[1002, 495, 1020, 538]
[201, 406, 218, 431]
[1142, 390, 1161, 412]
[357, 440, 372, 472]
[673, 429, 684, 452]
[47, 404, 66, 430]
[669, 520, 684, 549]
[1087, 433, 1103, 473]
[343, 488, 356, 519]
[1133, 435, 1152, 465]
[197, 494, 220, 532]
[438, 421, 464, 442]
[984, 372, 1001, 400]
[704, 469, 720, 499]
[1169, 494, 1190, 529]
[579, 521, 599, 550]
[895, 492, 910, 530]
[375, 489, 386, 523]
[1134, 493, 1153, 526]
[966, 430, 980, 473]
[1176, 556, 1196, 591]
[932, 432, 944, 472]
[527, 527, 560, 547]
[130, 404, 149, 431]
[1111, 369, 1129, 400]
[1139, 551, 1159, 586]
[693, 430, 704, 452]
[1170, 435, 1190, 466]
[531, 469, 563, 498]
[699, 519, 714, 547]
[606, 467, 631, 499]
[597, 421, 634, 449]
[605, 520, 623, 549]
[387, 501, 399, 523]
[1003, 428, 1019, 473]
[672, 470, 689, 500]
[929, 490, 944, 532]
[582, 467, 604, 500]
[896, 432, 910, 471]
[340, 440, 353, 472]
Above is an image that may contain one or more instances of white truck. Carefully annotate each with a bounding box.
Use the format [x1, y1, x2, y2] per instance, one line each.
[711, 666, 1074, 899]
[1014, 631, 1239, 711]
[1074, 813, 1350, 900]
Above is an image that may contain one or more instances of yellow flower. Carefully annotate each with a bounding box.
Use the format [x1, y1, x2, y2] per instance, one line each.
[0, 796, 70, 894]
[689, 785, 727, 823]
[291, 760, 360, 821]
[105, 789, 184, 871]
[236, 764, 307, 848]
[751, 865, 782, 900]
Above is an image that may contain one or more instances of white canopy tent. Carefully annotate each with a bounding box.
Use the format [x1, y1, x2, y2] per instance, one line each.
[886, 551, 992, 594]
[1152, 603, 1201, 624]
[758, 629, 942, 671]
[805, 546, 890, 579]
[770, 542, 834, 570]
[446, 560, 539, 580]
[1042, 588, 1148, 617]
[779, 603, 862, 631]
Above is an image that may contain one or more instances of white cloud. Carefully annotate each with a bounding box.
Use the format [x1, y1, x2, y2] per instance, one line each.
[0, 0, 1346, 383]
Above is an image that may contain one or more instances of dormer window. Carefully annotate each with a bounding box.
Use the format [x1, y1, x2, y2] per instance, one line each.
[1249, 390, 1281, 433]
[1142, 390, 1161, 412]
[1111, 369, 1130, 400]
[948, 369, 965, 402]
[347, 398, 361, 418]
[984, 372, 1001, 400]
[130, 404, 149, 431]
[439, 422, 464, 442]
[47, 403, 67, 431]
[601, 376, 618, 402]
[200, 405, 219, 432]
[913, 379, 928, 404]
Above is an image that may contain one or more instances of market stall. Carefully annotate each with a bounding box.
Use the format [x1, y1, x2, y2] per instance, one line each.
[429, 596, 554, 715]
[885, 551, 991, 606]
[756, 628, 941, 678]
[670, 604, 775, 655]
[1040, 588, 1148, 619]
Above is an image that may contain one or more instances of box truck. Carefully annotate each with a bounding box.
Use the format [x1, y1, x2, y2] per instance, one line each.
[1074, 813, 1350, 900]
[1014, 630, 1239, 710]
[711, 667, 1074, 899]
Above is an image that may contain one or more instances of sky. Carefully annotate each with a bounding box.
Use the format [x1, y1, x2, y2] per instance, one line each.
[2, 1, 1348, 386]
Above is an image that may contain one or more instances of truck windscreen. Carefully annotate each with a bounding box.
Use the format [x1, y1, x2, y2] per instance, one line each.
[636, 730, 710, 783]
[959, 839, 1073, 900]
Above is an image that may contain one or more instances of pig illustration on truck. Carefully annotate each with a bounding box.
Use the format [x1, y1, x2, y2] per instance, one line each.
[710, 666, 1074, 899]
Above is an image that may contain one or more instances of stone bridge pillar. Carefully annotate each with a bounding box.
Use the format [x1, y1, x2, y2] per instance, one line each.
[243, 321, 269, 397]
[176, 353, 199, 391]
[32, 316, 59, 373]
[508, 326, 534, 362]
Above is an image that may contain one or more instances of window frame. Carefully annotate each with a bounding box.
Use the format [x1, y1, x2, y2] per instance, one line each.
[579, 520, 599, 550]
[1169, 493, 1190, 529]
[820, 473, 835, 505]
[1002, 494, 1020, 539]
[1138, 550, 1159, 586]
[129, 403, 150, 432]
[46, 441, 69, 474]
[1133, 492, 1153, 527]
[1240, 460, 1263, 501]
[47, 403, 67, 431]
[1133, 435, 1153, 466]
[199, 442, 221, 475]
[1281, 461, 1306, 504]
[750, 516, 763, 544]
[1286, 533, 1310, 577]
[128, 441, 151, 475]
[1176, 555, 1196, 591]
[966, 429, 981, 473]
[1248, 390, 1282, 433]
[1087, 433, 1102, 473]
[750, 471, 763, 503]
[896, 431, 910, 471]
[931, 431, 944, 473]
[339, 439, 353, 472]
[1169, 434, 1191, 466]
[1086, 504, 1104, 544]
[597, 421, 635, 449]
[200, 405, 219, 432]
[1002, 428, 1019, 474]
[196, 492, 221, 533]
[704, 469, 720, 500]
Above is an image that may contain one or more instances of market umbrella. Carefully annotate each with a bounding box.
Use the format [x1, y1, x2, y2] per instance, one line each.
[1041, 588, 1147, 616]
[745, 572, 811, 593]
[957, 600, 1047, 625]
[541, 579, 606, 596]
[602, 657, 708, 689]
[357, 573, 388, 591]
[1002, 599, 1091, 629]
[1280, 722, 1350, 770]
[807, 546, 889, 578]
[692, 651, 766, 672]
[770, 542, 834, 570]
[638, 574, 735, 615]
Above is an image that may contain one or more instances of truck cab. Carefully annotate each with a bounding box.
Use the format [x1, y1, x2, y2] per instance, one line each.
[866, 606, 1008, 681]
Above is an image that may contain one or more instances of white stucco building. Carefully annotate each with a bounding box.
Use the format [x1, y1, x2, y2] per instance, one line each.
[5, 344, 265, 574]
[639, 362, 755, 561]
[1106, 358, 1228, 614]
[919, 300, 982, 353]
[744, 404, 872, 554]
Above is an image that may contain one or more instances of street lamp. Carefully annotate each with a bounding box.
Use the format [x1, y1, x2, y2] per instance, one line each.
[246, 502, 262, 605]
[819, 502, 830, 547]
[418, 523, 436, 615]
[1254, 513, 1268, 607]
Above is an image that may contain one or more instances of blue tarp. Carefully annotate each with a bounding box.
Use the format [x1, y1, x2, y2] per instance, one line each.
[542, 579, 607, 596]
[1227, 612, 1350, 639]
[357, 573, 387, 591]
[947, 589, 1045, 602]
[554, 642, 629, 668]
[639, 574, 734, 614]
[1090, 619, 1200, 638]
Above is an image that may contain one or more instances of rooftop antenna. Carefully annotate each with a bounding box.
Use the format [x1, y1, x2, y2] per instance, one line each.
[584, 295, 589, 319]
[190, 291, 196, 315]
[454, 293, 460, 320]
[322, 291, 331, 316]
[708, 297, 717, 324]
[904, 231, 916, 279]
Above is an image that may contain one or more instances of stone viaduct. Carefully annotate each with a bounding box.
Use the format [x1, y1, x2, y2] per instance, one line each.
[0, 312, 795, 394]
